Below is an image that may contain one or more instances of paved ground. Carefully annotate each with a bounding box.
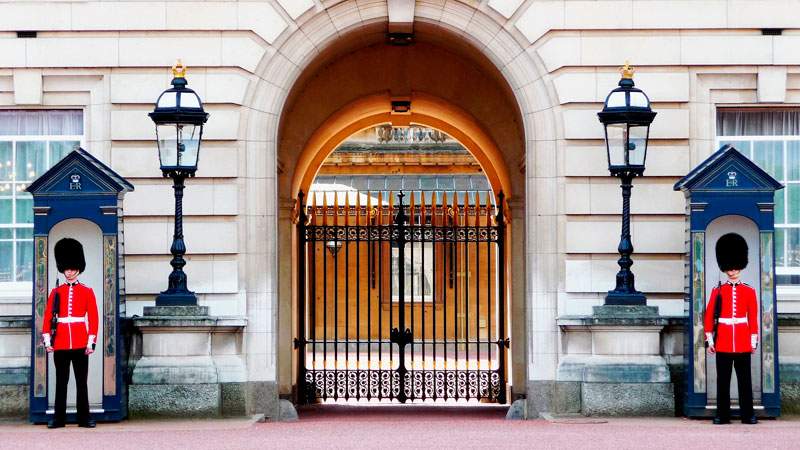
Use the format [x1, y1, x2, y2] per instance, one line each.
[1, 405, 797, 450]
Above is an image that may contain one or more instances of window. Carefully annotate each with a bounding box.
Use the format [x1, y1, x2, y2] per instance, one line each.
[0, 110, 83, 286]
[391, 242, 434, 302]
[717, 110, 800, 286]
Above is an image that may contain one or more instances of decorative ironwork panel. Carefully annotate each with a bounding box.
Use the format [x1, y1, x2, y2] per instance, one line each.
[760, 232, 775, 393]
[692, 232, 706, 393]
[103, 235, 117, 396]
[33, 236, 48, 398]
[297, 190, 508, 403]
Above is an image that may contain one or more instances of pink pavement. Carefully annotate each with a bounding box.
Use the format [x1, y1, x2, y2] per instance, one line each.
[1, 405, 797, 450]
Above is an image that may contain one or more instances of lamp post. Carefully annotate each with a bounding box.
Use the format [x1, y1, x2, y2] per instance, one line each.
[597, 63, 656, 306]
[149, 61, 209, 306]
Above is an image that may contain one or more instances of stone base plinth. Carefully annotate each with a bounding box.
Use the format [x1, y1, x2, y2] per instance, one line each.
[553, 306, 674, 416]
[0, 385, 28, 418]
[583, 382, 674, 416]
[0, 316, 31, 417]
[129, 384, 220, 418]
[129, 309, 248, 418]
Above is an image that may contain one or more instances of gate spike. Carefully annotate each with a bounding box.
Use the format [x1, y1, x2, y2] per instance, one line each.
[311, 190, 318, 225]
[377, 191, 383, 226]
[355, 187, 361, 225]
[389, 190, 395, 221]
[409, 190, 416, 225]
[441, 191, 446, 218]
[323, 190, 330, 227]
[419, 191, 424, 226]
[452, 191, 458, 226]
[344, 190, 351, 226]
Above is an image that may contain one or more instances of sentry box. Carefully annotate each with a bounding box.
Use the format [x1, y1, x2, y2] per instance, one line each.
[674, 144, 782, 418]
[26, 148, 133, 423]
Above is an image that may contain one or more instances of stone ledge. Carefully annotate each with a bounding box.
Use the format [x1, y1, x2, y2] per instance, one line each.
[0, 315, 32, 329]
[558, 316, 669, 328]
[558, 304, 670, 328]
[0, 366, 29, 385]
[143, 305, 210, 316]
[132, 315, 247, 329]
[558, 355, 671, 383]
[778, 313, 800, 327]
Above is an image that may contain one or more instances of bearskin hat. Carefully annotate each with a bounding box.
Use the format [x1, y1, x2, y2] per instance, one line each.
[54, 238, 86, 273]
[716, 233, 748, 272]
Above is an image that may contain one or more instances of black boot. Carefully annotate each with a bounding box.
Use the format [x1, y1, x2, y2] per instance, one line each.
[78, 419, 96, 428]
[712, 416, 730, 425]
[47, 420, 65, 429]
[741, 416, 758, 425]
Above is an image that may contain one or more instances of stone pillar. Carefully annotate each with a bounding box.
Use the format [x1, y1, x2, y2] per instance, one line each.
[129, 306, 247, 417]
[557, 305, 674, 416]
[0, 316, 30, 417]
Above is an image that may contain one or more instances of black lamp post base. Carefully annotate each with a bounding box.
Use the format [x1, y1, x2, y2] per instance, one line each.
[155, 291, 198, 307]
[605, 290, 647, 306]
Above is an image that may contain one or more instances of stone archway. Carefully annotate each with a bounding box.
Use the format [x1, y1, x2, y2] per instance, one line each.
[290, 92, 514, 198]
[238, 1, 559, 413]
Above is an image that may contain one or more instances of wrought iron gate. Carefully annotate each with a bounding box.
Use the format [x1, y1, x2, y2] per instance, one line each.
[295, 190, 509, 403]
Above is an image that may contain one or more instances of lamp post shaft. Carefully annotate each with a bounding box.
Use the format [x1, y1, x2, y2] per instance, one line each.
[606, 173, 646, 305]
[156, 173, 197, 306]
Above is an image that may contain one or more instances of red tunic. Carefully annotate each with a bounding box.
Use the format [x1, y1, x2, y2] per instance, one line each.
[42, 282, 99, 351]
[704, 281, 759, 353]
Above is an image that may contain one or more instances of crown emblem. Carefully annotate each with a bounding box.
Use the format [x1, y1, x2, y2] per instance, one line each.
[69, 173, 82, 190]
[726, 171, 738, 187]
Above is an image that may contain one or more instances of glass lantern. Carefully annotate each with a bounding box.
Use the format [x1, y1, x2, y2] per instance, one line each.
[597, 64, 657, 177]
[148, 61, 209, 177]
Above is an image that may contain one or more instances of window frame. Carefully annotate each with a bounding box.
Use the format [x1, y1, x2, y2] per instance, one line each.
[715, 134, 800, 280]
[0, 114, 84, 298]
[390, 241, 435, 303]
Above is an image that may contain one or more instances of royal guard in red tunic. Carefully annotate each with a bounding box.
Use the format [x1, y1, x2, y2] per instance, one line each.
[705, 233, 759, 425]
[42, 238, 98, 429]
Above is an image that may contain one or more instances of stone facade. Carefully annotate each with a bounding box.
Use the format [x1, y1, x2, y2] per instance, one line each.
[0, 0, 799, 418]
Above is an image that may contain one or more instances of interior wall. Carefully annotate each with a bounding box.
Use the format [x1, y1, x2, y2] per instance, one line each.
[47, 219, 104, 409]
[704, 215, 762, 404]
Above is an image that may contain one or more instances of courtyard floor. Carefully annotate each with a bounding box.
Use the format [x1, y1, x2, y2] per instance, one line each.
[1, 405, 796, 450]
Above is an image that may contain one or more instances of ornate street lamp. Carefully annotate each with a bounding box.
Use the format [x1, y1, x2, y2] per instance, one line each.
[597, 63, 656, 306]
[149, 61, 209, 306]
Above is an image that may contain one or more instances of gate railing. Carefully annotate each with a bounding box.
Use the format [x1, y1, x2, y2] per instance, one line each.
[295, 189, 508, 403]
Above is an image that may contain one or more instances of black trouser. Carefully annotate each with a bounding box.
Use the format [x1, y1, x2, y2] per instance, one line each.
[53, 349, 89, 424]
[716, 352, 753, 420]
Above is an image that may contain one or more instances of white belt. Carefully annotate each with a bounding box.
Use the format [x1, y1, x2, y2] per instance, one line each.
[56, 317, 85, 324]
[718, 317, 748, 325]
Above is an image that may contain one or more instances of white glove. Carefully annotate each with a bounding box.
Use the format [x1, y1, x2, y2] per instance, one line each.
[751, 334, 758, 350]
[705, 332, 714, 347]
[42, 333, 51, 347]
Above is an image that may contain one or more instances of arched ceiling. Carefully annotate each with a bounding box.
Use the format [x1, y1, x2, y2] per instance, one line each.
[278, 21, 525, 199]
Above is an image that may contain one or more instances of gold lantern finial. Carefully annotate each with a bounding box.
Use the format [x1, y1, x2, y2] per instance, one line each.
[620, 61, 634, 79]
[172, 59, 187, 78]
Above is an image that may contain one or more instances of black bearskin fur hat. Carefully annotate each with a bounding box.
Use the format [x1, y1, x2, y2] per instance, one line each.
[54, 238, 86, 273]
[716, 233, 748, 272]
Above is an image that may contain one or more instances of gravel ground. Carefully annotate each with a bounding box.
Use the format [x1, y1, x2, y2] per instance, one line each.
[1, 405, 796, 450]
